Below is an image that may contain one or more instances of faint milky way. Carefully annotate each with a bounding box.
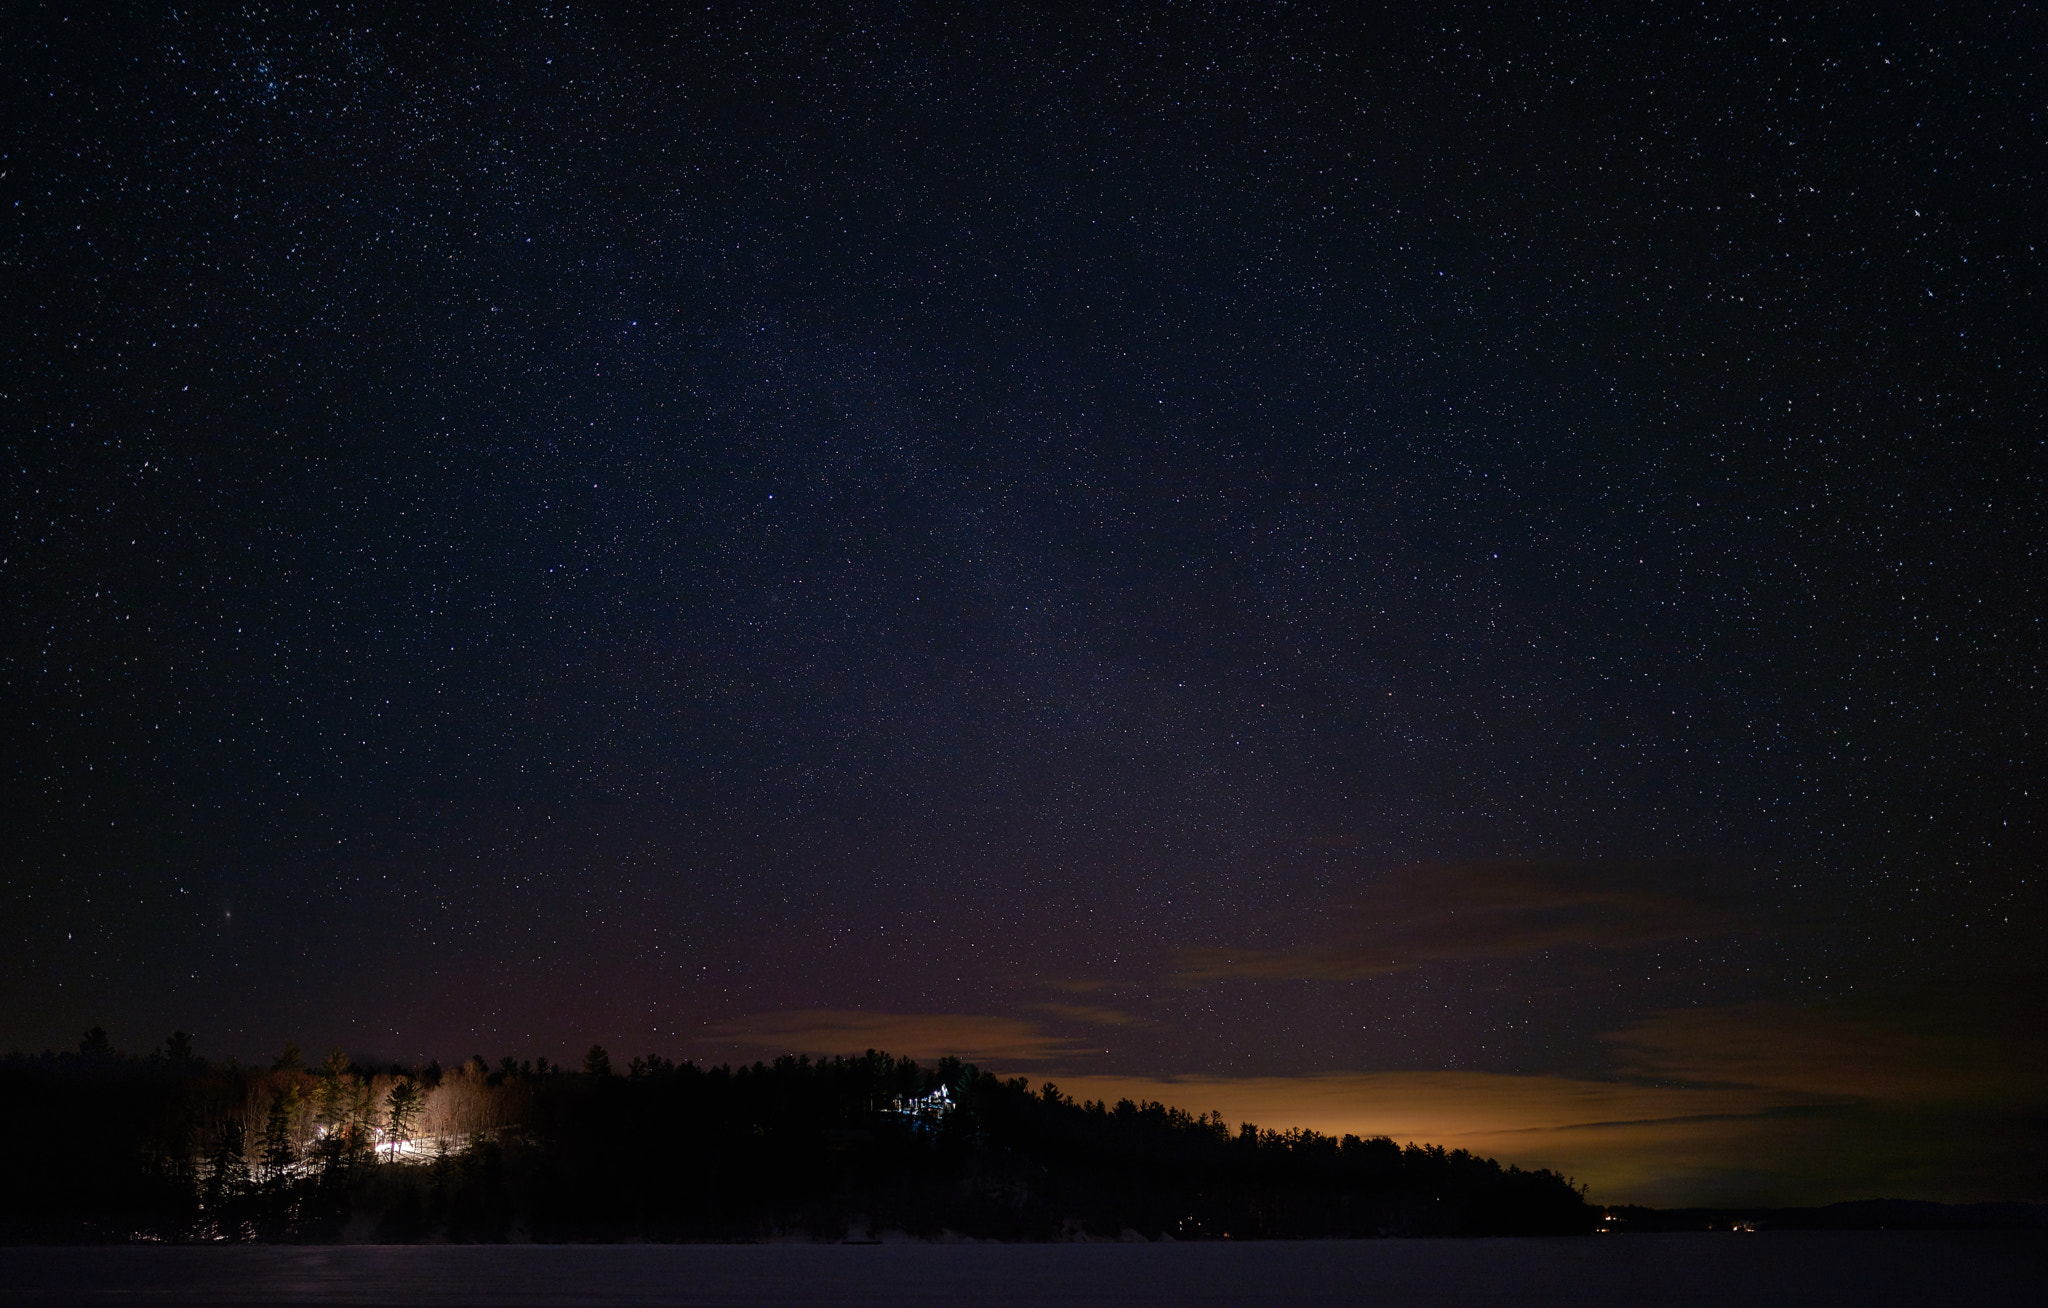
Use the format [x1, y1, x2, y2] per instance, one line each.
[3, 6, 2042, 1205]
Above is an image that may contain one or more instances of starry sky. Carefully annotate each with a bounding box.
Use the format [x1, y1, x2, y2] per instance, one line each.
[5, 4, 2043, 1206]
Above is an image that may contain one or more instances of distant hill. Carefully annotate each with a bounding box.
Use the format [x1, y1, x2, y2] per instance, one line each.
[1606, 1200, 2048, 1233]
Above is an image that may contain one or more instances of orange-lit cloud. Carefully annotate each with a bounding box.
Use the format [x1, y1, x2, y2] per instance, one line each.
[1176, 858, 1727, 981]
[703, 1009, 1102, 1064]
[1047, 992, 2047, 1206]
[701, 976, 2046, 1206]
[1038, 1068, 1806, 1199]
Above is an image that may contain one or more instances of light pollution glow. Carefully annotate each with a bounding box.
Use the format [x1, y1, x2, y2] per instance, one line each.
[708, 993, 2047, 1208]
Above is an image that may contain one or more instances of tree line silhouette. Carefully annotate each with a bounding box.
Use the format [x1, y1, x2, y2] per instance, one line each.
[0, 1029, 1597, 1241]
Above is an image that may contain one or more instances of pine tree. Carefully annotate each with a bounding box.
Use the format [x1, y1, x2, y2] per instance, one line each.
[261, 1086, 301, 1185]
[383, 1079, 424, 1161]
[312, 1050, 370, 1176]
[201, 1119, 250, 1239]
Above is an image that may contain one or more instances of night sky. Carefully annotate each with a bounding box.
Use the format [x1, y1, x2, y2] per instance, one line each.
[6, 5, 2043, 1206]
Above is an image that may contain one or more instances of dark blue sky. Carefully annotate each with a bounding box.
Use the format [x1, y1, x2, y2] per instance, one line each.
[5, 4, 2042, 1203]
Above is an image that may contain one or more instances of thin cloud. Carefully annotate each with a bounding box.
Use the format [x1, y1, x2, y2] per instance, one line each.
[1178, 858, 1727, 981]
[702, 1009, 1099, 1064]
[1027, 1002, 1143, 1027]
[1606, 990, 2048, 1104]
[1042, 977, 1113, 994]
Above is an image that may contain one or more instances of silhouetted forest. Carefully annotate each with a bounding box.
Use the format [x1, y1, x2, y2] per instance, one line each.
[0, 1031, 1597, 1242]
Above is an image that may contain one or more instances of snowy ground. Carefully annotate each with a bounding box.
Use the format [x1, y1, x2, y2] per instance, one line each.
[0, 1233, 2042, 1306]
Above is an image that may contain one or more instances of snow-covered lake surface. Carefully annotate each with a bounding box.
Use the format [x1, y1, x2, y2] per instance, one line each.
[1, 1234, 2041, 1306]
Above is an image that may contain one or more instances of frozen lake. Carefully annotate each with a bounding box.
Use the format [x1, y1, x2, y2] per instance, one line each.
[1, 1234, 2040, 1306]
